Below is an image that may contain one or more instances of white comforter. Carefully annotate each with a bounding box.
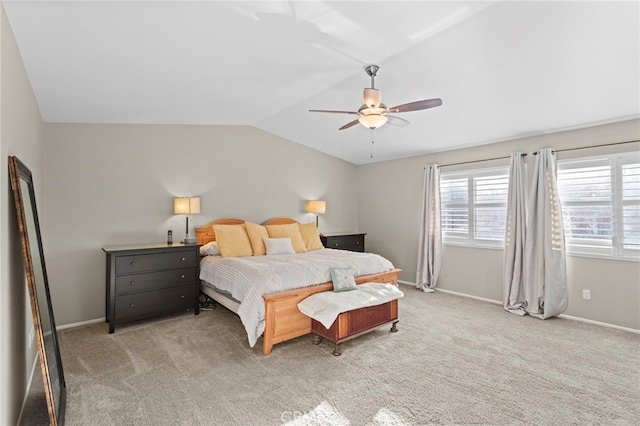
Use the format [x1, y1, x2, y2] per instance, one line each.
[199, 248, 395, 347]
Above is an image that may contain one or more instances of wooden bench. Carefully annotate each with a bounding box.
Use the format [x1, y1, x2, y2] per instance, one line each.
[310, 298, 399, 356]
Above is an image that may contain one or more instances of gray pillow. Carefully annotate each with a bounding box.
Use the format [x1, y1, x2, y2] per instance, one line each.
[330, 267, 358, 292]
[263, 237, 295, 255]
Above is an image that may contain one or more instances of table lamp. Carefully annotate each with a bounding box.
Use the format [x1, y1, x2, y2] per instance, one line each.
[174, 197, 200, 244]
[305, 200, 326, 229]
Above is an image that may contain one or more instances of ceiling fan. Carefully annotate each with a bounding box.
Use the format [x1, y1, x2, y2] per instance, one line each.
[309, 65, 442, 130]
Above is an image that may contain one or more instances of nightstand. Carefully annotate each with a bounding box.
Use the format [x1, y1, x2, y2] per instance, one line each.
[102, 243, 201, 333]
[320, 233, 366, 252]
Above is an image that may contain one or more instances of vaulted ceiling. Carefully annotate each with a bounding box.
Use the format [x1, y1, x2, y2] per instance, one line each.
[4, 1, 639, 164]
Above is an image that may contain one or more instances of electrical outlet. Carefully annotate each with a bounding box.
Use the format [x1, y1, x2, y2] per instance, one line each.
[28, 327, 34, 349]
[582, 289, 591, 300]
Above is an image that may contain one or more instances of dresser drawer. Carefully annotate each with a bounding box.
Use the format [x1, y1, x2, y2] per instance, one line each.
[322, 234, 365, 252]
[115, 250, 197, 274]
[115, 285, 196, 322]
[114, 267, 197, 295]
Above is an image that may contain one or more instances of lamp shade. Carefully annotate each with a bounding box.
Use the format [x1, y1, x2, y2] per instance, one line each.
[174, 197, 201, 215]
[305, 200, 326, 215]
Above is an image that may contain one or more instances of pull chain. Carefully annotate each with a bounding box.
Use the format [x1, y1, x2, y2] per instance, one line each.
[370, 128, 375, 159]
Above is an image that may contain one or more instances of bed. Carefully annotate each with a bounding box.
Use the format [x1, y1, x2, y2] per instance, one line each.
[196, 217, 401, 355]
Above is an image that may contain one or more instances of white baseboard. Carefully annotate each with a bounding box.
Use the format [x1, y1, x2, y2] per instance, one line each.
[57, 317, 105, 330]
[398, 280, 639, 334]
[399, 280, 502, 305]
[556, 313, 640, 334]
[57, 287, 640, 335]
[434, 287, 503, 306]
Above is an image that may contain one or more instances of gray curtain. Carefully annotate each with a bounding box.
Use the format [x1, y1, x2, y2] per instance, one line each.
[523, 148, 568, 319]
[416, 164, 442, 292]
[503, 152, 528, 315]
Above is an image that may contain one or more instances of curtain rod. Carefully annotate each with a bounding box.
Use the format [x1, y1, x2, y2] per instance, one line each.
[533, 139, 640, 155]
[436, 153, 527, 168]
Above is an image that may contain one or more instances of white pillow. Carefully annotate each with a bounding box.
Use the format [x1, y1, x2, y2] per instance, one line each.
[200, 241, 221, 256]
[263, 237, 295, 255]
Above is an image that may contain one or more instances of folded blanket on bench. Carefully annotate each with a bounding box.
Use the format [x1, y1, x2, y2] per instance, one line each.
[297, 282, 404, 329]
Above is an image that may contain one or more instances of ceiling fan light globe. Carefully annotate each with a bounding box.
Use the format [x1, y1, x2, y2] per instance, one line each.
[358, 114, 388, 129]
[363, 88, 381, 108]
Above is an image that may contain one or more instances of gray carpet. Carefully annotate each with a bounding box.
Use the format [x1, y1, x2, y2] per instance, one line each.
[50, 287, 639, 425]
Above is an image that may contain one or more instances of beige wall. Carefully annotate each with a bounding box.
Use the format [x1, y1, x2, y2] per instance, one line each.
[43, 124, 359, 326]
[0, 3, 46, 425]
[358, 119, 640, 330]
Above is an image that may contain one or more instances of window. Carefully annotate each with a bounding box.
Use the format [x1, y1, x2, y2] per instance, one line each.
[438, 152, 639, 259]
[440, 166, 509, 247]
[557, 152, 640, 260]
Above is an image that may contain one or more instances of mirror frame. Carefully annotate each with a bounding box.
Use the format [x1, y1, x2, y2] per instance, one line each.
[9, 156, 66, 425]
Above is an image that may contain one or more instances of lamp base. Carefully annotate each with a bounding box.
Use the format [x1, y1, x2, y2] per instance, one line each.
[182, 237, 197, 244]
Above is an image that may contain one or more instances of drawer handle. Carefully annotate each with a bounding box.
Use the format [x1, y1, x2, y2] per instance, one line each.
[181, 274, 185, 279]
[130, 261, 136, 266]
[130, 303, 135, 308]
[130, 281, 135, 286]
[181, 257, 186, 261]
[334, 243, 339, 247]
[356, 241, 360, 245]
[180, 295, 185, 299]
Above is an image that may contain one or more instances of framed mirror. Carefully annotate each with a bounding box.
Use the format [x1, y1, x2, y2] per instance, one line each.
[9, 156, 66, 425]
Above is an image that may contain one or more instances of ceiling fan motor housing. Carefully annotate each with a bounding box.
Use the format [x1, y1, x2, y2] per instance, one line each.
[363, 88, 382, 108]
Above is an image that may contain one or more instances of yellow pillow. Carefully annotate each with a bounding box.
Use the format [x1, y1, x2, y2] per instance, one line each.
[213, 224, 253, 258]
[298, 222, 324, 251]
[266, 223, 307, 253]
[245, 222, 269, 255]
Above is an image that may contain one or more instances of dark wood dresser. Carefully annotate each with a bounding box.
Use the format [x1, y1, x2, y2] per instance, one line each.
[102, 243, 201, 333]
[320, 232, 366, 252]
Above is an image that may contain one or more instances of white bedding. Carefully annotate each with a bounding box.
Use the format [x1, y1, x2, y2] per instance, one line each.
[199, 248, 395, 347]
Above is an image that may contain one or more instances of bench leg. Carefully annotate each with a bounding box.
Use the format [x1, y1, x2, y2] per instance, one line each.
[332, 344, 342, 356]
[312, 334, 323, 345]
[390, 320, 399, 333]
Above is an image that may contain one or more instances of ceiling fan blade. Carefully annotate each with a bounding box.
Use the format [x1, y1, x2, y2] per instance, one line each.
[388, 98, 442, 113]
[339, 119, 360, 130]
[386, 115, 410, 127]
[309, 109, 359, 115]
